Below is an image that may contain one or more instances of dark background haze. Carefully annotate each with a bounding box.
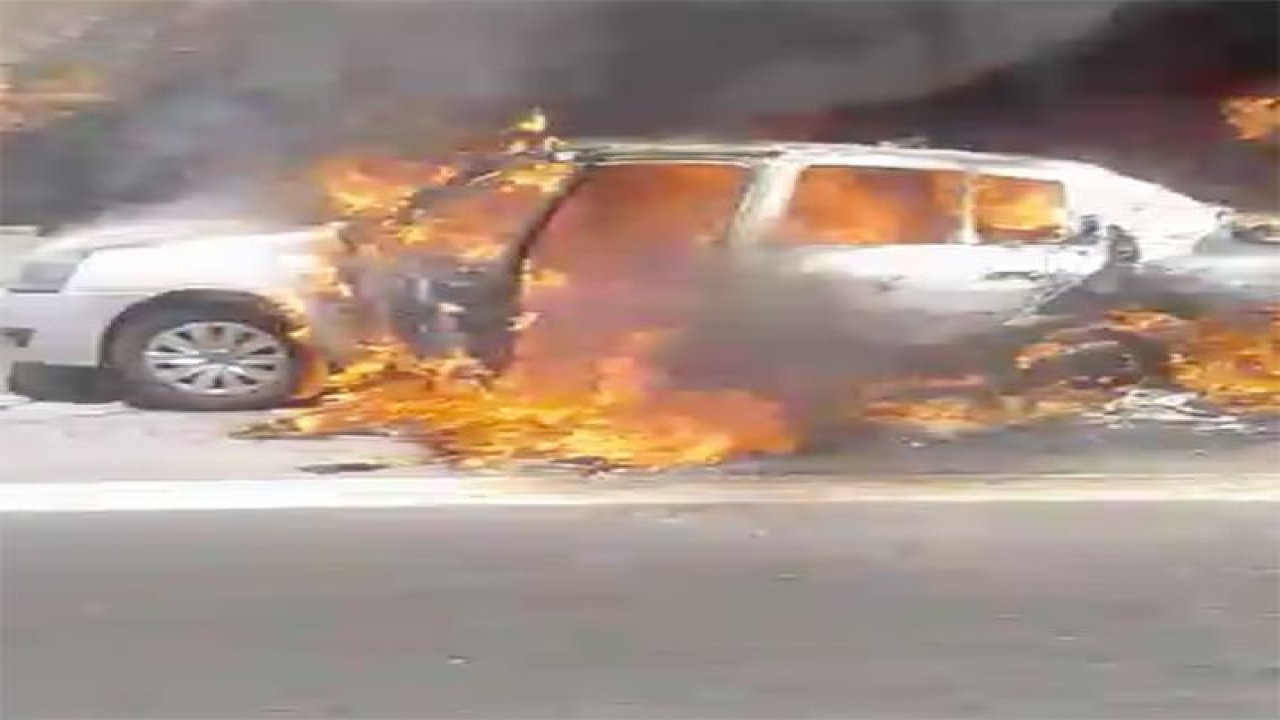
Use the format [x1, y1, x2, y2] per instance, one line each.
[1, 0, 1276, 227]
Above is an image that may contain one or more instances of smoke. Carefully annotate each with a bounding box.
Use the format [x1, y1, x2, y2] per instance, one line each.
[3, 0, 1149, 226]
[575, 0, 1130, 130]
[654, 260, 1007, 440]
[493, 161, 1019, 444]
[2, 1, 607, 224]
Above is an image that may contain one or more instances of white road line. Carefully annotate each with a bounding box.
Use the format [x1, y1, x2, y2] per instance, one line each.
[0, 474, 1277, 512]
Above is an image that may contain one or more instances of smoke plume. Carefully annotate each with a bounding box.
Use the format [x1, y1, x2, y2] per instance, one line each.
[3, 0, 1146, 226]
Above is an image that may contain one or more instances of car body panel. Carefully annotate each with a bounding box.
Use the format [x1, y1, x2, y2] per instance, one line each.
[529, 144, 1184, 349]
[708, 157, 1104, 346]
[60, 228, 325, 295]
[0, 289, 151, 366]
[2, 225, 336, 367]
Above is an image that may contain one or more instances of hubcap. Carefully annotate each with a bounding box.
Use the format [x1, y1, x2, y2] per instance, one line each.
[142, 321, 289, 397]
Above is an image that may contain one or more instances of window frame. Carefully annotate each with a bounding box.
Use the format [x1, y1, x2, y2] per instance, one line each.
[970, 171, 1071, 246]
[514, 158, 761, 265]
[751, 159, 1077, 250]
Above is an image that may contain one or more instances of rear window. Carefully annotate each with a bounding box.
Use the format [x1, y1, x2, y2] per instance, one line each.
[769, 166, 963, 246]
[973, 175, 1067, 244]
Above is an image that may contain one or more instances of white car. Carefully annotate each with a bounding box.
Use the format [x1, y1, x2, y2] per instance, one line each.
[0, 140, 1260, 410]
[1, 219, 339, 410]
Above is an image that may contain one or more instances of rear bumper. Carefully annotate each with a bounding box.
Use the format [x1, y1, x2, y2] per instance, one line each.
[0, 290, 151, 367]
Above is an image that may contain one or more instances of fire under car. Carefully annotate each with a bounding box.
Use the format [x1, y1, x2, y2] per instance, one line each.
[2, 140, 1276, 410]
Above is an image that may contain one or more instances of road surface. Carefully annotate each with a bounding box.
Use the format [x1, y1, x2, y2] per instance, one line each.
[1, 398, 1277, 719]
[2, 387, 1280, 484]
[3, 500, 1278, 719]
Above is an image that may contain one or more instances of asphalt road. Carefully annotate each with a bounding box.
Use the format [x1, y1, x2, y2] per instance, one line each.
[2, 237, 1277, 719]
[0, 398, 411, 484]
[4, 502, 1278, 719]
[2, 386, 1279, 483]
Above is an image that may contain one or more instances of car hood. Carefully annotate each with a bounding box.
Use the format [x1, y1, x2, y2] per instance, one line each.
[24, 220, 334, 260]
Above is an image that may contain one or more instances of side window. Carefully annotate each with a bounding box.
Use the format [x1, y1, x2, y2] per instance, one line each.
[973, 175, 1067, 244]
[770, 166, 962, 246]
[531, 162, 749, 283]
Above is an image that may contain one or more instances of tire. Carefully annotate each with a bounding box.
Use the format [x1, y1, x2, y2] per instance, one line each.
[108, 303, 303, 411]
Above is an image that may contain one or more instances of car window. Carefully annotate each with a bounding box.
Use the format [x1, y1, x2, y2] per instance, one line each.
[530, 162, 749, 282]
[769, 166, 963, 246]
[973, 174, 1067, 244]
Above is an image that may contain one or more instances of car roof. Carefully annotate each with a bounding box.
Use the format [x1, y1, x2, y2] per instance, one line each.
[554, 138, 1094, 175]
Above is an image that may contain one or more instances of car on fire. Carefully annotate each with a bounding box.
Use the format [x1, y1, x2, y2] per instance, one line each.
[2, 140, 1275, 410]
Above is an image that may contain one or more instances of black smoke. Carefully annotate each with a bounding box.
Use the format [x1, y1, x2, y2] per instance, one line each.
[1, 0, 1275, 227]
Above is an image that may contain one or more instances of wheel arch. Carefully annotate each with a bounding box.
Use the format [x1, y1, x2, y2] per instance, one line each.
[99, 289, 303, 369]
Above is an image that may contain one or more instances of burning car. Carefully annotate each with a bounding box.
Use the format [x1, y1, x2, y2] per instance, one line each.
[1, 139, 1274, 420]
[357, 140, 1273, 394]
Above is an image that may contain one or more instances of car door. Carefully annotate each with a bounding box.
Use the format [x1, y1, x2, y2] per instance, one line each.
[512, 160, 753, 393]
[970, 171, 1114, 317]
[742, 163, 1085, 348]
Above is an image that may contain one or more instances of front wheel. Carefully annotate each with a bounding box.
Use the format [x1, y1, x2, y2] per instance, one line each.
[108, 304, 305, 411]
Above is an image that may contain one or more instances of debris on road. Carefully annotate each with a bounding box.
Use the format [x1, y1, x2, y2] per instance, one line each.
[1085, 388, 1256, 430]
[297, 460, 396, 475]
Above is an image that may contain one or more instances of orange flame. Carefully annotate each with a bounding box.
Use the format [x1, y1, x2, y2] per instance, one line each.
[0, 65, 107, 132]
[277, 112, 794, 467]
[1110, 307, 1280, 409]
[771, 167, 962, 245]
[973, 175, 1066, 241]
[278, 331, 793, 468]
[271, 111, 1279, 467]
[858, 307, 1280, 435]
[314, 155, 455, 217]
[1221, 95, 1280, 142]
